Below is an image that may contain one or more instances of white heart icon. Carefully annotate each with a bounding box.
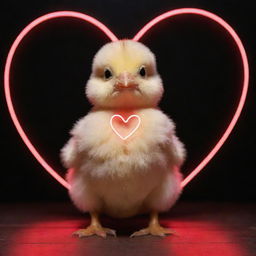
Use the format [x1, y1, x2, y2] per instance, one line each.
[110, 114, 141, 140]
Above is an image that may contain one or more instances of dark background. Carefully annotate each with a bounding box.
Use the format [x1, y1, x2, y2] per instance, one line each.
[1, 0, 255, 203]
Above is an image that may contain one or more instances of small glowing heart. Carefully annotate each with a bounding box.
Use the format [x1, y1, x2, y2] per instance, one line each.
[110, 114, 141, 140]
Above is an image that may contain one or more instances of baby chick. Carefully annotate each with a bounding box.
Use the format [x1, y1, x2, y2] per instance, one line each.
[61, 40, 186, 238]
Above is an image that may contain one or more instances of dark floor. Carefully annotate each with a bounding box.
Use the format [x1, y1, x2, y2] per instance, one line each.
[0, 201, 255, 256]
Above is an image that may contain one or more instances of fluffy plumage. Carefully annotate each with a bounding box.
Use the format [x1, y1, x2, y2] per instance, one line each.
[61, 40, 186, 235]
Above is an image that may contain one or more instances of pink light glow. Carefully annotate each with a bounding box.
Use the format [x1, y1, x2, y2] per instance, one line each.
[4, 11, 118, 190]
[6, 218, 248, 255]
[4, 9, 249, 190]
[133, 8, 249, 188]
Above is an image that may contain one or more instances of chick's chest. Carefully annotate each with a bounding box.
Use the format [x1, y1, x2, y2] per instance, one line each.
[107, 109, 164, 152]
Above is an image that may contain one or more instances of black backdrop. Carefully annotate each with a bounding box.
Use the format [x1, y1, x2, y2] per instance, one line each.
[1, 0, 255, 202]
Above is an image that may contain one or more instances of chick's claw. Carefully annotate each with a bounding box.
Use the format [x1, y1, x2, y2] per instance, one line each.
[72, 226, 116, 238]
[130, 225, 176, 238]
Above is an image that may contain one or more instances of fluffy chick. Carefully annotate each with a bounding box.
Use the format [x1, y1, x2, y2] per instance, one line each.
[61, 40, 186, 238]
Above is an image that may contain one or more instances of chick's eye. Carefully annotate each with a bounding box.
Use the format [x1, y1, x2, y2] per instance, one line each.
[104, 68, 112, 80]
[139, 66, 146, 77]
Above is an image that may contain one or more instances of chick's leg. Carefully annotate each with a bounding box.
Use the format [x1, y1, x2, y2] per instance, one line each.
[130, 211, 175, 237]
[73, 212, 116, 238]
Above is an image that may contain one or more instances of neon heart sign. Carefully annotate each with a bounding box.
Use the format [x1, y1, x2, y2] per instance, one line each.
[110, 114, 141, 140]
[4, 8, 249, 190]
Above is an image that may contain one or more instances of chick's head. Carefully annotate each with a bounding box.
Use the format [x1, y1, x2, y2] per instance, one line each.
[86, 40, 163, 109]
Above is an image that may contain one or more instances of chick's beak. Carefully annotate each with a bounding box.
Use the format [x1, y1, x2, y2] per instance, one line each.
[115, 72, 138, 90]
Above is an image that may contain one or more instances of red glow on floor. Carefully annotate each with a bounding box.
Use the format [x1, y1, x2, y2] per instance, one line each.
[5, 219, 248, 256]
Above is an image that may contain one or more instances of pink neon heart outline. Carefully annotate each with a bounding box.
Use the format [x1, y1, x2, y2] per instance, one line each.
[110, 114, 141, 140]
[4, 9, 249, 190]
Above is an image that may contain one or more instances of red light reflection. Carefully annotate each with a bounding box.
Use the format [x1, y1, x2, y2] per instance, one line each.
[4, 219, 248, 256]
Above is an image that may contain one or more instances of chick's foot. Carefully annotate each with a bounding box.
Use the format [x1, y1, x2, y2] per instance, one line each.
[72, 212, 116, 238]
[130, 224, 175, 237]
[130, 211, 176, 237]
[73, 225, 116, 238]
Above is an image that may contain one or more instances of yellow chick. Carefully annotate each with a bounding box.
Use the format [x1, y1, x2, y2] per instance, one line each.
[61, 40, 186, 238]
